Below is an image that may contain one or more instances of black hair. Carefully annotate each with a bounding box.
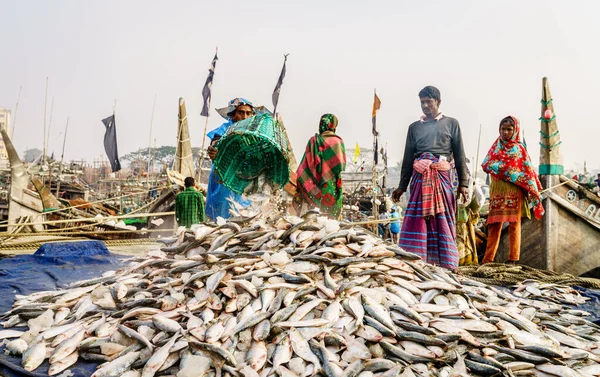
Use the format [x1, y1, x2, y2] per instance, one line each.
[184, 177, 195, 188]
[418, 86, 441, 102]
[227, 103, 254, 117]
[500, 116, 515, 127]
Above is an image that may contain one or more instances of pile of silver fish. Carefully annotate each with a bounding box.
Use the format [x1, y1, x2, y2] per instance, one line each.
[1, 211, 600, 377]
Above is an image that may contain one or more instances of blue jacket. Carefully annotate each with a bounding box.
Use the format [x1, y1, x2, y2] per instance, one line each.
[205, 120, 250, 221]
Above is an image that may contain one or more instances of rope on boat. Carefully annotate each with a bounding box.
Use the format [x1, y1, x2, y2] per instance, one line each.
[458, 263, 600, 289]
[0, 228, 174, 238]
[0, 211, 175, 228]
[0, 238, 161, 251]
[0, 189, 159, 225]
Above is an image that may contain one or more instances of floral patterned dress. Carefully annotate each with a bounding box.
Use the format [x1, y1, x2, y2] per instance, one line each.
[481, 116, 544, 220]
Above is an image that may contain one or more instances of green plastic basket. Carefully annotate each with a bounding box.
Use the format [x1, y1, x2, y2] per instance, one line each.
[214, 113, 290, 194]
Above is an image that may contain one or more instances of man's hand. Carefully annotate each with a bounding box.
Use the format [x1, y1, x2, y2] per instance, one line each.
[207, 145, 217, 160]
[458, 186, 469, 203]
[392, 188, 405, 202]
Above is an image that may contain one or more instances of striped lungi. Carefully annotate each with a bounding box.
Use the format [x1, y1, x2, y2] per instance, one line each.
[398, 153, 458, 269]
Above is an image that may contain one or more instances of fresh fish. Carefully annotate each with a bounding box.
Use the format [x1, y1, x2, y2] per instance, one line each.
[50, 327, 86, 363]
[272, 333, 293, 369]
[247, 341, 268, 370]
[289, 327, 321, 370]
[3, 215, 600, 377]
[152, 315, 182, 333]
[48, 350, 79, 376]
[141, 332, 180, 377]
[22, 341, 46, 372]
[90, 351, 141, 377]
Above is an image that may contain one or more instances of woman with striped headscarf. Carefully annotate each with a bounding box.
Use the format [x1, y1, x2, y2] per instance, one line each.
[295, 114, 347, 218]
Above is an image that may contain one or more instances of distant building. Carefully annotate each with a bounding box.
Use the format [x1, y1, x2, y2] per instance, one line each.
[0, 108, 11, 168]
[342, 147, 400, 194]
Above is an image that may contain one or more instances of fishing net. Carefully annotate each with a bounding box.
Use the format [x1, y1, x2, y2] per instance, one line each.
[213, 113, 290, 194]
[458, 263, 600, 289]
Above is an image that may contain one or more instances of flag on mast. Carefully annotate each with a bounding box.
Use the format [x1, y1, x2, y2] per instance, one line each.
[200, 50, 219, 117]
[353, 142, 361, 164]
[372, 91, 381, 164]
[101, 114, 121, 172]
[372, 92, 381, 136]
[272, 54, 289, 115]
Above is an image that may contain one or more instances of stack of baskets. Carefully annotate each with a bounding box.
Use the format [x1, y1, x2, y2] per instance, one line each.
[213, 113, 290, 194]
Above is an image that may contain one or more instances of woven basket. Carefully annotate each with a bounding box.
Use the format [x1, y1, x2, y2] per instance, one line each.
[213, 113, 290, 194]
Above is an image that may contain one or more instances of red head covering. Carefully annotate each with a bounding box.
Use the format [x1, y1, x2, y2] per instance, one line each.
[481, 116, 544, 220]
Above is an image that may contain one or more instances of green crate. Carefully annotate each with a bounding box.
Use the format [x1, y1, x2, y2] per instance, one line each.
[214, 113, 290, 194]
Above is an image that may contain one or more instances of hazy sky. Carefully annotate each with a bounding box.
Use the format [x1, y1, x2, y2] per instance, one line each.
[1, 0, 599, 176]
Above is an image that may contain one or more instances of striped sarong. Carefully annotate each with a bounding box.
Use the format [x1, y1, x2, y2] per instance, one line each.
[399, 153, 458, 269]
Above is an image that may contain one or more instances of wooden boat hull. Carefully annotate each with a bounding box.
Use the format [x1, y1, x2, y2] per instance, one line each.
[497, 175, 600, 276]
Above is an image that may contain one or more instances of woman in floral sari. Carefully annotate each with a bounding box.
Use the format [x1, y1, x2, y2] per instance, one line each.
[481, 115, 544, 264]
[295, 114, 346, 218]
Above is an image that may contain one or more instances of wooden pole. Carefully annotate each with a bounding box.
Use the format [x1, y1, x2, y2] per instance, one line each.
[10, 85, 22, 140]
[474, 124, 482, 183]
[46, 97, 54, 160]
[42, 77, 48, 168]
[153, 137, 157, 185]
[276, 114, 299, 195]
[372, 89, 379, 218]
[382, 142, 388, 193]
[539, 77, 563, 176]
[147, 94, 156, 186]
[55, 117, 69, 197]
[273, 54, 289, 117]
[197, 47, 218, 184]
[197, 110, 211, 183]
[538, 77, 563, 272]
[372, 137, 378, 217]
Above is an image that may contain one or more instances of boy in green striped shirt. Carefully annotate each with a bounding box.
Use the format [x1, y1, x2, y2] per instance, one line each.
[175, 177, 206, 228]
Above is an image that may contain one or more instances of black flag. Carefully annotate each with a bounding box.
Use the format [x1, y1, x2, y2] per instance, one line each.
[101, 114, 121, 172]
[200, 51, 218, 117]
[374, 137, 379, 165]
[272, 54, 289, 114]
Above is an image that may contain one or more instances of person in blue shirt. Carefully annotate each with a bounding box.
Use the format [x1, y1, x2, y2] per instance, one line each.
[205, 98, 255, 221]
[389, 206, 401, 244]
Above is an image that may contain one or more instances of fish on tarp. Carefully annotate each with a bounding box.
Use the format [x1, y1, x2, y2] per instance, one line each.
[2, 210, 599, 377]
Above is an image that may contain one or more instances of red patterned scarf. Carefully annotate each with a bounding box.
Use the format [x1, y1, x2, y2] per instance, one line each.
[481, 116, 544, 220]
[413, 156, 452, 218]
[296, 114, 346, 202]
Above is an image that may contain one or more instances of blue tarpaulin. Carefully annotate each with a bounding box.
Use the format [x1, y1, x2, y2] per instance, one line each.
[575, 287, 600, 325]
[0, 241, 126, 377]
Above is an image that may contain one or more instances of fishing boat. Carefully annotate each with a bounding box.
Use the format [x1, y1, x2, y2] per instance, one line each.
[494, 77, 600, 276]
[0, 128, 150, 240]
[146, 98, 195, 235]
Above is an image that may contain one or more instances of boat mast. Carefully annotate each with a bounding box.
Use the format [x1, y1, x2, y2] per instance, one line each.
[539, 77, 563, 272]
[56, 117, 69, 197]
[174, 98, 195, 179]
[372, 89, 379, 217]
[46, 97, 54, 161]
[152, 137, 157, 185]
[474, 124, 482, 183]
[539, 77, 563, 180]
[147, 94, 156, 186]
[10, 85, 22, 140]
[42, 77, 48, 168]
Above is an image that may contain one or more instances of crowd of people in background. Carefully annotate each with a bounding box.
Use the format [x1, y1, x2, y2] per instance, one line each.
[572, 172, 600, 196]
